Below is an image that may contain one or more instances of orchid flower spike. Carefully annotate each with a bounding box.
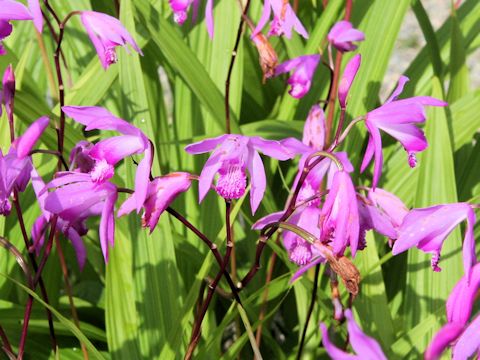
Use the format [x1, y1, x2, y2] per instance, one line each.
[62, 106, 153, 212]
[338, 54, 361, 109]
[0, 0, 33, 55]
[0, 116, 49, 215]
[118, 172, 193, 233]
[168, 0, 214, 38]
[275, 54, 321, 99]
[79, 11, 142, 69]
[185, 134, 299, 214]
[321, 309, 387, 360]
[253, 0, 308, 39]
[327, 20, 365, 52]
[360, 76, 447, 189]
[392, 203, 476, 278]
[44, 172, 118, 262]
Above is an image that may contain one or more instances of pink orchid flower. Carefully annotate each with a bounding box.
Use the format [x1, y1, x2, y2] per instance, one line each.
[253, 0, 308, 39]
[275, 54, 321, 99]
[392, 203, 476, 278]
[169, 0, 214, 38]
[79, 11, 142, 69]
[62, 106, 152, 212]
[118, 172, 193, 233]
[360, 76, 447, 189]
[185, 134, 299, 214]
[327, 20, 365, 52]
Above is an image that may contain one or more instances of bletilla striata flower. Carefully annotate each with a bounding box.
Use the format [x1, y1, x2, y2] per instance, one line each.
[253, 0, 308, 39]
[360, 76, 447, 188]
[44, 172, 118, 262]
[118, 172, 193, 233]
[425, 263, 480, 360]
[79, 11, 142, 69]
[0, 116, 49, 215]
[30, 168, 88, 269]
[2, 64, 15, 120]
[275, 54, 320, 99]
[392, 203, 476, 277]
[327, 20, 365, 52]
[62, 106, 152, 212]
[0, 0, 33, 55]
[185, 134, 299, 214]
[321, 309, 387, 360]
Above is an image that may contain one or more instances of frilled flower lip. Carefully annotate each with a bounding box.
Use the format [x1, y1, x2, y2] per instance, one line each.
[185, 134, 300, 214]
[80, 11, 142, 69]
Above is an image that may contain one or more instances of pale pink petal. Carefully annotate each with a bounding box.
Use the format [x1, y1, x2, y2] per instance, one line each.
[247, 148, 266, 214]
[184, 134, 229, 154]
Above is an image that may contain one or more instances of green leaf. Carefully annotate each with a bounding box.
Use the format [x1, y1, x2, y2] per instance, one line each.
[0, 272, 104, 359]
[447, 8, 470, 102]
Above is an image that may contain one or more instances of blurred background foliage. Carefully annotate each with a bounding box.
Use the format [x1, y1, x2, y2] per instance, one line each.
[0, 0, 479, 358]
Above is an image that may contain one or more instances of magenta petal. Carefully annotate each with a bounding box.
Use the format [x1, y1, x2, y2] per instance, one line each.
[251, 0, 271, 38]
[31, 216, 47, 256]
[89, 135, 144, 165]
[274, 56, 303, 75]
[252, 211, 283, 230]
[320, 323, 357, 360]
[385, 76, 409, 103]
[0, 0, 33, 21]
[338, 54, 361, 108]
[247, 149, 266, 214]
[302, 105, 326, 150]
[425, 323, 464, 360]
[15, 116, 49, 159]
[99, 192, 117, 262]
[446, 263, 480, 325]
[453, 314, 480, 360]
[290, 256, 324, 283]
[250, 136, 294, 160]
[134, 143, 153, 211]
[117, 193, 136, 217]
[27, 0, 42, 32]
[205, 0, 214, 38]
[184, 134, 228, 154]
[345, 309, 387, 360]
[198, 152, 222, 202]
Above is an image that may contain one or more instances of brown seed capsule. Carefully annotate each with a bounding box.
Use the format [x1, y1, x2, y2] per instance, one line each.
[252, 34, 278, 82]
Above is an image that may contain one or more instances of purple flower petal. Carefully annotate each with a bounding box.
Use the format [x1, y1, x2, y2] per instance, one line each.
[345, 309, 387, 360]
[15, 116, 49, 159]
[0, 0, 33, 21]
[320, 323, 358, 360]
[205, 0, 214, 38]
[338, 54, 361, 108]
[184, 134, 229, 154]
[452, 314, 480, 360]
[27, 0, 42, 32]
[247, 148, 266, 214]
[425, 322, 464, 360]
